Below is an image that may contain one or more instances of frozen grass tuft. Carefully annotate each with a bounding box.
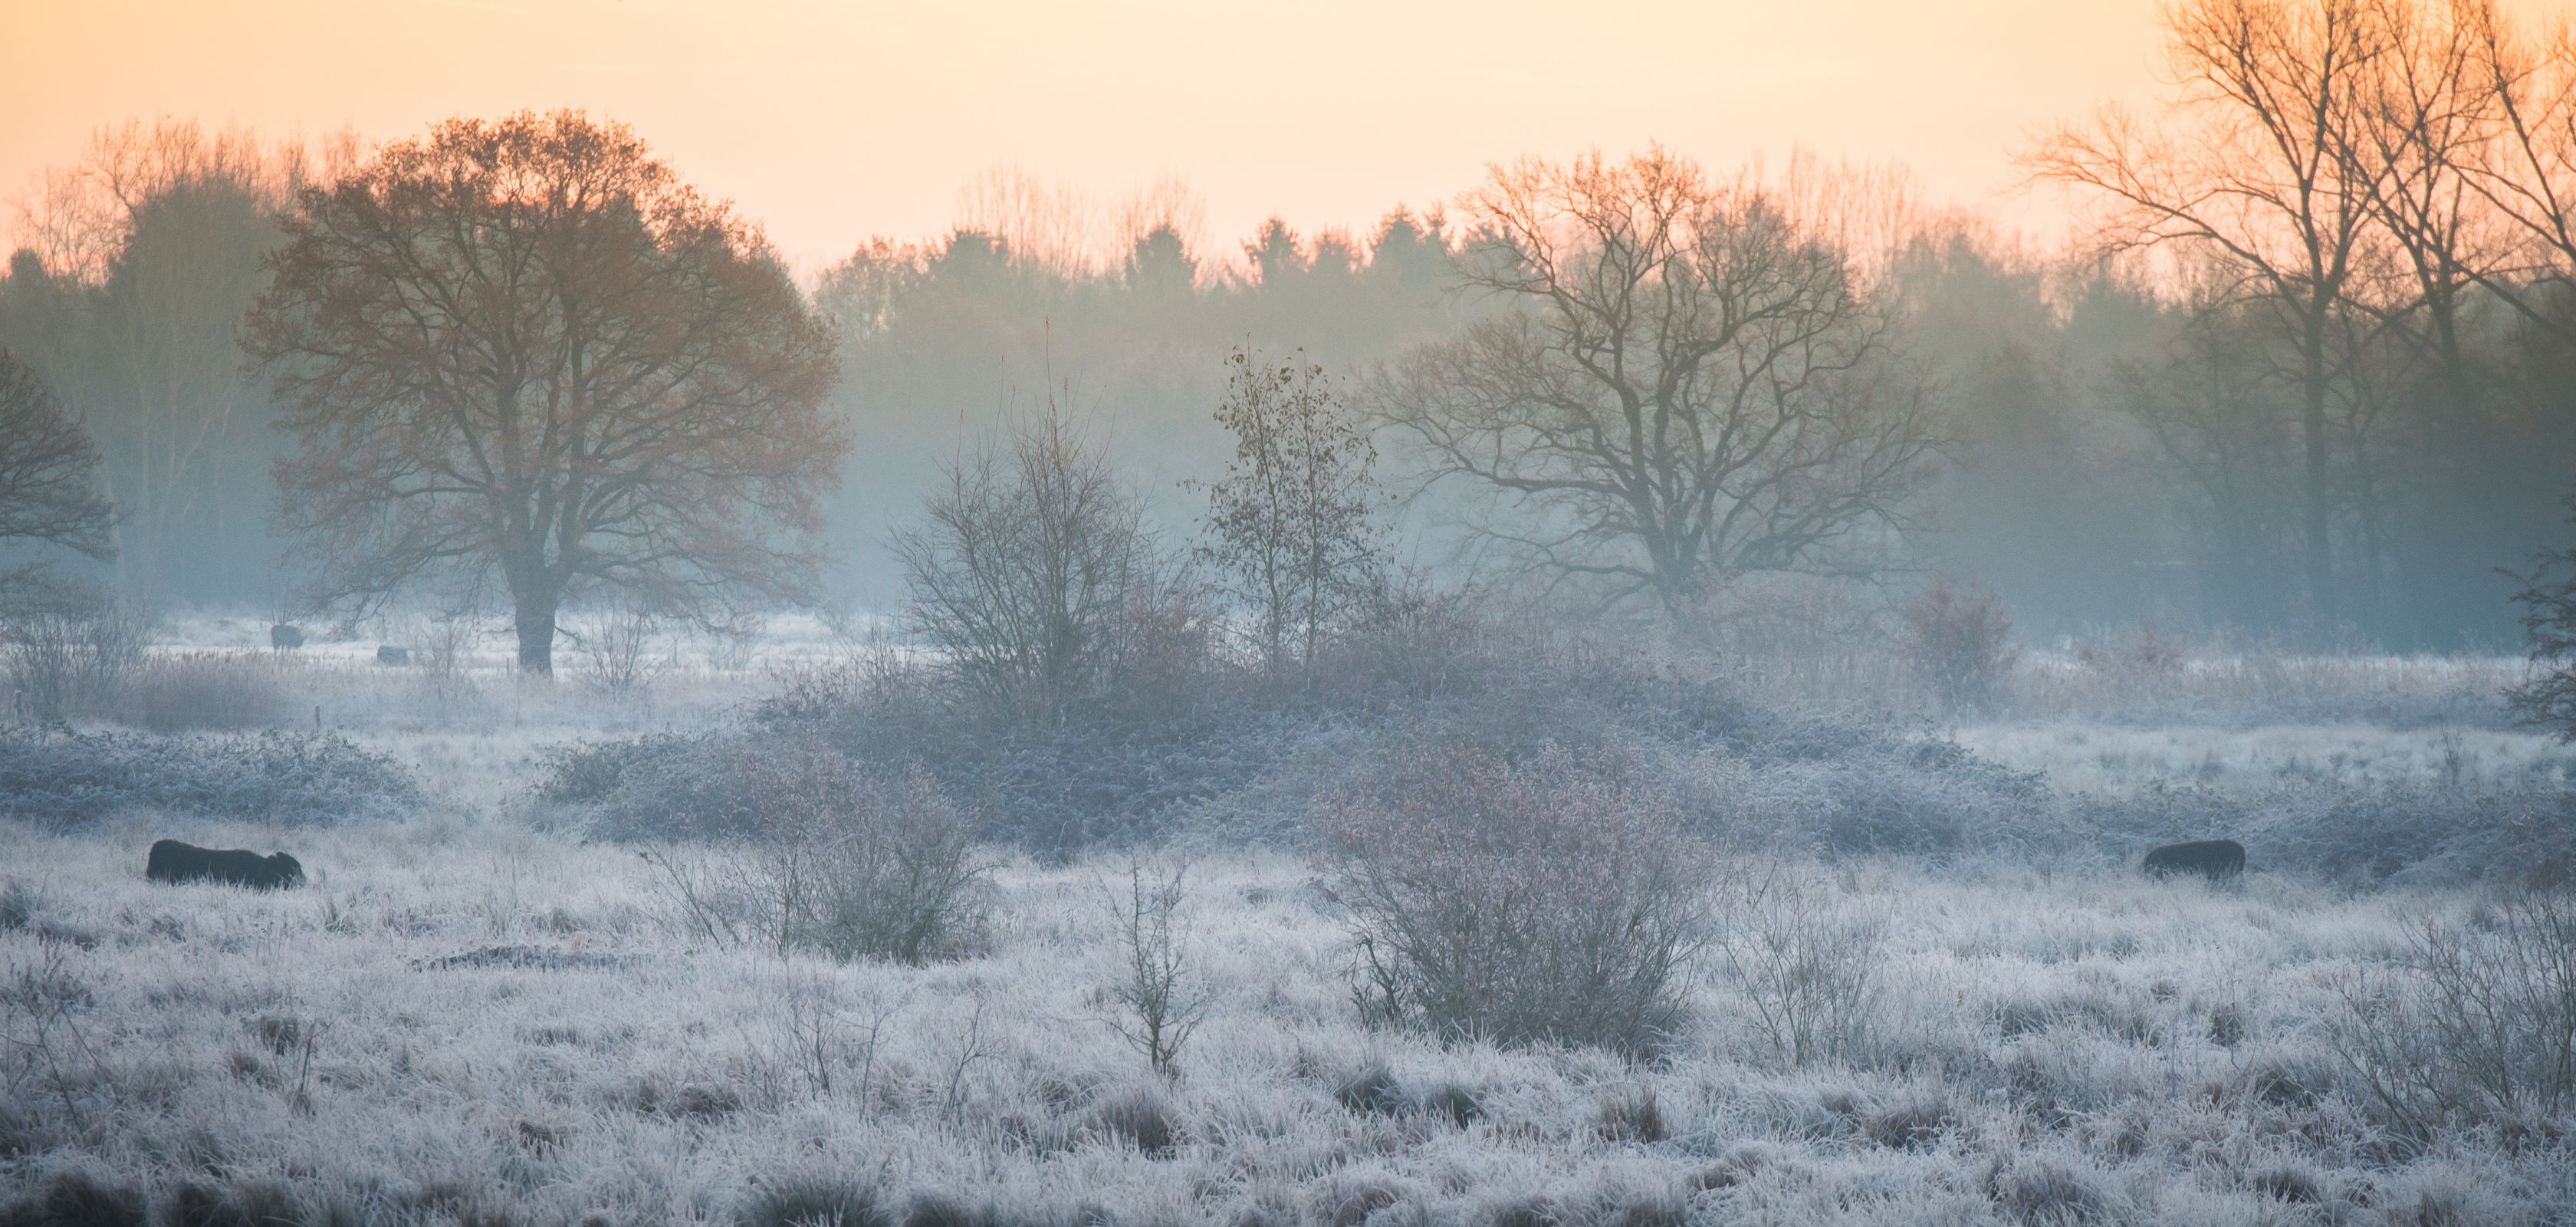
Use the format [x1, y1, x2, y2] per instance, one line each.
[741, 1176, 892, 1227]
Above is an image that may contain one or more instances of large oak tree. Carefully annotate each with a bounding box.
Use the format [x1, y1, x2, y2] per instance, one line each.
[247, 112, 843, 673]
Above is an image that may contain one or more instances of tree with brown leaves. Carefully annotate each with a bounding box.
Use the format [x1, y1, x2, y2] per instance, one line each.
[246, 112, 843, 673]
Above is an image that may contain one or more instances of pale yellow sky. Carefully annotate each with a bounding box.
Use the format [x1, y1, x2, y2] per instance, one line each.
[5, 0, 2569, 274]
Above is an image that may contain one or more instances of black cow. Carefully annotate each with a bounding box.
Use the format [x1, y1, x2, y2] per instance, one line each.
[146, 840, 306, 890]
[2142, 839, 2246, 881]
[270, 624, 304, 650]
[376, 645, 411, 666]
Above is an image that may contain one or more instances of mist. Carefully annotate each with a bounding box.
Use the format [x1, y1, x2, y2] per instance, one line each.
[9, 2, 2576, 1224]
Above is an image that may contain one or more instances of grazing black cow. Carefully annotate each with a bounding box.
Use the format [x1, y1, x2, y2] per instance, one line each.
[2142, 839, 2246, 881]
[270, 623, 304, 650]
[146, 840, 306, 890]
[376, 645, 411, 666]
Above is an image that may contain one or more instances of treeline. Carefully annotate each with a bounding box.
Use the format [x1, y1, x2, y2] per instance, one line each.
[810, 197, 1464, 605]
[0, 123, 353, 607]
[7, 0, 2576, 651]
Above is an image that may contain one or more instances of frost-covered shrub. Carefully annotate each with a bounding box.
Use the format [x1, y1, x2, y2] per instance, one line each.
[0, 725, 423, 827]
[1313, 746, 1713, 1056]
[1674, 736, 2056, 858]
[2331, 886, 2576, 1146]
[1815, 740, 2055, 856]
[771, 756, 990, 965]
[531, 731, 748, 840]
[556, 600, 2047, 862]
[1711, 863, 1891, 1067]
[1902, 577, 2016, 714]
[0, 579, 152, 724]
[624, 739, 992, 965]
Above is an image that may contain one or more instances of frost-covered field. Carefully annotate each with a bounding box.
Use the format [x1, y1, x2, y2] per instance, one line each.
[1956, 721, 2576, 796]
[8, 821, 2571, 1226]
[6, 620, 2574, 1224]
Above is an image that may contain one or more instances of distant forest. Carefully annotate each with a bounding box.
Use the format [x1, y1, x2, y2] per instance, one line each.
[11, 0, 2576, 652]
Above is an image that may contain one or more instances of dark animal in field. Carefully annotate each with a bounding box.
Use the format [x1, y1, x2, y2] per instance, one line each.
[270, 623, 304, 650]
[376, 645, 411, 666]
[146, 840, 306, 890]
[2142, 839, 2245, 881]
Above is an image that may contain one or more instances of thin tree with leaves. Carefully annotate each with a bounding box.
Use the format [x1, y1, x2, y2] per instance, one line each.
[1198, 346, 1386, 673]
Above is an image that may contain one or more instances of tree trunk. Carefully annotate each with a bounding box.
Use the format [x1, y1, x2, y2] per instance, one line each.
[514, 584, 560, 675]
[2301, 306, 2338, 633]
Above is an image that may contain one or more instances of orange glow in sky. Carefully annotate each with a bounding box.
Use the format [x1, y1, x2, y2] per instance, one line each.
[6, 0, 2570, 275]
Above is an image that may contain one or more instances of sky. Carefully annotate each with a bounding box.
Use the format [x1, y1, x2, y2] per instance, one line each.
[5, 0, 2570, 276]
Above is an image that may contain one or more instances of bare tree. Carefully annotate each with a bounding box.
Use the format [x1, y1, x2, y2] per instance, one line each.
[1096, 855, 1208, 1080]
[958, 167, 1098, 279]
[2447, 2, 2576, 343]
[2108, 298, 2304, 628]
[1375, 149, 1939, 617]
[2027, 0, 2397, 627]
[1198, 346, 1387, 672]
[0, 350, 113, 561]
[2353, 0, 2502, 390]
[890, 400, 1171, 703]
[245, 111, 845, 673]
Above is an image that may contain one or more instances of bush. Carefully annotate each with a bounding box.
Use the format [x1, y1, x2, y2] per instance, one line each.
[1313, 746, 1713, 1056]
[777, 756, 990, 965]
[534, 731, 837, 844]
[1710, 862, 1890, 1067]
[889, 405, 1195, 709]
[565, 597, 2047, 864]
[0, 577, 152, 724]
[1097, 857, 1206, 1078]
[2331, 885, 2576, 1146]
[1901, 577, 2016, 714]
[623, 738, 991, 965]
[573, 603, 673, 696]
[0, 725, 424, 827]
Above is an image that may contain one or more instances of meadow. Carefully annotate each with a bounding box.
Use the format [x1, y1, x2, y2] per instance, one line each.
[4, 616, 2573, 1227]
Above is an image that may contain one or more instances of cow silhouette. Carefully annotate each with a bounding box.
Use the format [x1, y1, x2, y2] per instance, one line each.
[146, 840, 306, 890]
[270, 624, 304, 650]
[2142, 839, 2245, 881]
[376, 645, 411, 666]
